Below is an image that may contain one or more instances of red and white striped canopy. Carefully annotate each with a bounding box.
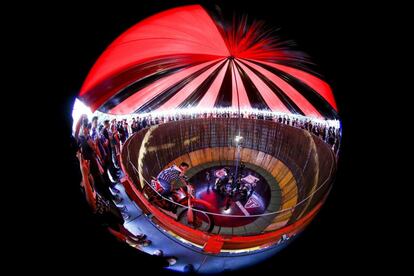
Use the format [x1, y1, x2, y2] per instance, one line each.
[79, 5, 338, 119]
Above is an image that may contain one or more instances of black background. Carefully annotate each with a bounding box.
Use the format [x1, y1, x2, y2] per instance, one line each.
[26, 0, 396, 274]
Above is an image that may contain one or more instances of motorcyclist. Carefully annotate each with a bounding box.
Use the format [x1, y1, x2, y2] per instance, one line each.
[213, 167, 230, 192]
[156, 162, 190, 198]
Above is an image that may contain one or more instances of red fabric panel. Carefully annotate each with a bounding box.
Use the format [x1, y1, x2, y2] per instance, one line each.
[81, 5, 229, 99]
[251, 59, 337, 111]
[109, 60, 221, 114]
[241, 59, 322, 118]
[231, 61, 251, 109]
[236, 60, 290, 113]
[197, 60, 229, 109]
[157, 59, 226, 112]
[81, 54, 221, 112]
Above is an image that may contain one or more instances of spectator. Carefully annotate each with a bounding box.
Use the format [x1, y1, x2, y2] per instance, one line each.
[152, 250, 178, 267]
[131, 118, 137, 133]
[77, 150, 150, 246]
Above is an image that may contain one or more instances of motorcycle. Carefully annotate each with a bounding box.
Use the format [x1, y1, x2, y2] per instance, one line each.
[144, 177, 216, 232]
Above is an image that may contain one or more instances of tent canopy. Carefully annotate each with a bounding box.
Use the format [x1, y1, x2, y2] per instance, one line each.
[79, 5, 338, 119]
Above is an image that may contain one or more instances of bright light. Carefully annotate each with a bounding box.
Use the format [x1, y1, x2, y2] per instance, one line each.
[235, 135, 243, 143]
[223, 208, 232, 214]
[72, 98, 93, 133]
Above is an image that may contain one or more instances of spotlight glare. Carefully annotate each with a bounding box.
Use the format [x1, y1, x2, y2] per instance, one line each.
[235, 135, 243, 142]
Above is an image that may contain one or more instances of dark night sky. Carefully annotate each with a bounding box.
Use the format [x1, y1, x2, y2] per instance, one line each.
[27, 0, 395, 274]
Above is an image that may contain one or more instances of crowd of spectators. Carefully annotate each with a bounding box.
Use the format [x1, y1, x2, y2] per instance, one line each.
[73, 114, 150, 243]
[114, 110, 341, 154]
[72, 114, 183, 267]
[71, 109, 341, 268]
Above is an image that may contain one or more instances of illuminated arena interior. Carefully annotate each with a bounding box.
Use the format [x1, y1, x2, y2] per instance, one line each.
[72, 4, 341, 273]
[122, 117, 337, 240]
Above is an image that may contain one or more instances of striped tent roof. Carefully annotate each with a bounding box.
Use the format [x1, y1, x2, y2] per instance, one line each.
[79, 5, 338, 120]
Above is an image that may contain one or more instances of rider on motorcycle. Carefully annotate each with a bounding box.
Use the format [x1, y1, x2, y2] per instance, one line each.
[156, 162, 190, 198]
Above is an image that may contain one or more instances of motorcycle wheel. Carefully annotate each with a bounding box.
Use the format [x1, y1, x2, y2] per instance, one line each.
[177, 208, 214, 233]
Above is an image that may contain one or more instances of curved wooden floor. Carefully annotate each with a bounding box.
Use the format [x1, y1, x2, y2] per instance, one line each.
[165, 147, 298, 231]
[121, 118, 336, 249]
